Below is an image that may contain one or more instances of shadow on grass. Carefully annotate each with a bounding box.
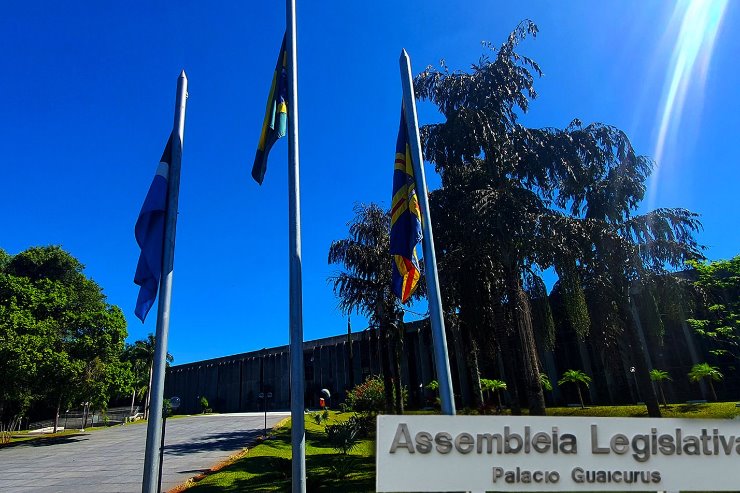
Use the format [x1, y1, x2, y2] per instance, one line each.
[0, 434, 88, 449]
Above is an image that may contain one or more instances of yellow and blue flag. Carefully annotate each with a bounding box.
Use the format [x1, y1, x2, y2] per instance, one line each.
[252, 35, 288, 185]
[390, 109, 422, 302]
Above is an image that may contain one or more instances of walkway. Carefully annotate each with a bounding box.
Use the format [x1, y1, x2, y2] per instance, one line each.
[0, 411, 290, 493]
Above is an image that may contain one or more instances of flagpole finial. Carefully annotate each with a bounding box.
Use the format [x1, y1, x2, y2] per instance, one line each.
[179, 69, 187, 79]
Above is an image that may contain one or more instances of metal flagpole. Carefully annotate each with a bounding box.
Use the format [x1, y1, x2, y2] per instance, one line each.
[141, 70, 188, 493]
[286, 0, 306, 492]
[399, 50, 456, 416]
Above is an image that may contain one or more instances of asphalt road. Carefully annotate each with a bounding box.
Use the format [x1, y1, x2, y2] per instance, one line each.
[0, 412, 290, 493]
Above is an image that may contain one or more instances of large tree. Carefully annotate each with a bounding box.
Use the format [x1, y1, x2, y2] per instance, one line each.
[0, 246, 129, 430]
[416, 22, 703, 417]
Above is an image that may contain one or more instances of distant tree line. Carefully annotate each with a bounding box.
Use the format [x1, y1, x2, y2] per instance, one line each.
[329, 22, 736, 417]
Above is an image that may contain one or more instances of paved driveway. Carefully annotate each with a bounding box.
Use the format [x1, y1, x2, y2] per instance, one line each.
[0, 412, 290, 493]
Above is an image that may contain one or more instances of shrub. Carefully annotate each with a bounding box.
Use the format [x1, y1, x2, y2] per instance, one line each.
[199, 396, 209, 414]
[322, 409, 330, 421]
[325, 420, 359, 455]
[347, 414, 374, 438]
[344, 375, 406, 414]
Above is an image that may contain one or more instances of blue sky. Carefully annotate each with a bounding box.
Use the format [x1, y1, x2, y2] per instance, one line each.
[2, 1, 738, 365]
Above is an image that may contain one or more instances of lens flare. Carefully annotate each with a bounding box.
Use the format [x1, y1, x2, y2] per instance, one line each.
[649, 0, 727, 209]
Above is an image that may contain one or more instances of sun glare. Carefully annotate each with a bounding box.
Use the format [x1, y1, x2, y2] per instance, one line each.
[649, 0, 727, 209]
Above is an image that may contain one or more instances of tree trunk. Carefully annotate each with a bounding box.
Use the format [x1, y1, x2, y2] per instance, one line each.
[621, 301, 661, 417]
[378, 325, 394, 414]
[144, 362, 154, 420]
[576, 385, 584, 409]
[465, 338, 484, 409]
[391, 323, 404, 414]
[53, 396, 61, 433]
[498, 331, 521, 414]
[505, 266, 546, 415]
[659, 384, 668, 408]
[130, 390, 136, 418]
[708, 379, 718, 401]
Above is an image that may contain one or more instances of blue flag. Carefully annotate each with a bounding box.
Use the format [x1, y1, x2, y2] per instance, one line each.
[134, 135, 173, 322]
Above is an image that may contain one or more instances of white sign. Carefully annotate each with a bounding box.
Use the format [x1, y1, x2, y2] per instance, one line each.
[376, 415, 740, 492]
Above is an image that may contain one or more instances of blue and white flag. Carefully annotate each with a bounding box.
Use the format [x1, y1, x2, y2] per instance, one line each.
[134, 135, 172, 322]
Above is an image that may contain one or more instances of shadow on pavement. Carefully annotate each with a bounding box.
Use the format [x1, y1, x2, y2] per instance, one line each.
[0, 434, 89, 449]
[164, 429, 262, 456]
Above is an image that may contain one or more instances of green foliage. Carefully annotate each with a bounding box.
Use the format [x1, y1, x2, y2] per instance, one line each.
[480, 378, 507, 393]
[688, 363, 723, 383]
[650, 369, 672, 407]
[424, 380, 439, 392]
[540, 373, 553, 392]
[687, 256, 740, 360]
[558, 369, 592, 387]
[325, 420, 360, 455]
[121, 333, 174, 418]
[344, 376, 387, 415]
[649, 369, 672, 382]
[0, 246, 129, 423]
[344, 375, 405, 415]
[558, 369, 592, 408]
[199, 396, 209, 413]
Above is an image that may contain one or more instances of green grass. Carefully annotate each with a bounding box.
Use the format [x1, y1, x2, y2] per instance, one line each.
[545, 401, 739, 419]
[178, 402, 738, 493]
[1, 426, 107, 447]
[180, 411, 375, 493]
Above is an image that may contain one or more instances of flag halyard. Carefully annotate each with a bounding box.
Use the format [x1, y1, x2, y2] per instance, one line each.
[390, 109, 422, 302]
[134, 134, 173, 322]
[252, 35, 288, 185]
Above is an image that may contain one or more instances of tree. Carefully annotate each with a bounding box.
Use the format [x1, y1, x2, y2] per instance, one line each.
[0, 246, 129, 431]
[122, 334, 173, 420]
[687, 256, 740, 361]
[480, 378, 507, 410]
[417, 21, 556, 415]
[649, 369, 672, 408]
[558, 369, 592, 409]
[688, 363, 723, 401]
[328, 204, 414, 414]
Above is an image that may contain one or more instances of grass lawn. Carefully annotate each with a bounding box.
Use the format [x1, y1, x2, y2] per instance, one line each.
[0, 426, 108, 447]
[176, 402, 738, 493]
[178, 411, 374, 492]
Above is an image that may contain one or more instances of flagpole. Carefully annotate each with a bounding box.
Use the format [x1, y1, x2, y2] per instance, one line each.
[141, 70, 188, 493]
[399, 50, 456, 416]
[286, 0, 306, 492]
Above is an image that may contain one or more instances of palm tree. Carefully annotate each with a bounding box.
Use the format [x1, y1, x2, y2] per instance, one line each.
[649, 369, 672, 408]
[688, 363, 723, 401]
[557, 369, 592, 409]
[328, 204, 410, 414]
[122, 334, 173, 420]
[480, 378, 507, 411]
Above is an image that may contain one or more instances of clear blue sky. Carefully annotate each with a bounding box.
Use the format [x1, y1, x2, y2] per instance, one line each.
[2, 1, 738, 364]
